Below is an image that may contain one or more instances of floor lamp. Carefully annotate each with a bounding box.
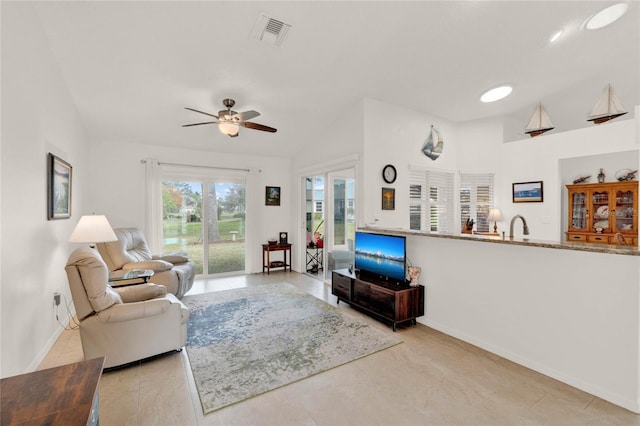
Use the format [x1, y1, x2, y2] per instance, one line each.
[69, 214, 117, 248]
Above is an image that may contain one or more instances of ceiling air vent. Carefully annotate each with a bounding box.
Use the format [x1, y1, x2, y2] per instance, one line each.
[251, 13, 291, 46]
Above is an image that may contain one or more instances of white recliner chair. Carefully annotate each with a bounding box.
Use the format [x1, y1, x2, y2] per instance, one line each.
[65, 246, 189, 369]
[96, 228, 195, 298]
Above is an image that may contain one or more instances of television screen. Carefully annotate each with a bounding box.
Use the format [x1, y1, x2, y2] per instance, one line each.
[354, 232, 406, 283]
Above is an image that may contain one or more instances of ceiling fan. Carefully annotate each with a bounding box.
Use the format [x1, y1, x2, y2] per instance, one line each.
[183, 98, 277, 137]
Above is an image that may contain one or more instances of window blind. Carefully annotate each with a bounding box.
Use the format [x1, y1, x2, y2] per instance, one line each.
[409, 167, 455, 233]
[460, 173, 494, 233]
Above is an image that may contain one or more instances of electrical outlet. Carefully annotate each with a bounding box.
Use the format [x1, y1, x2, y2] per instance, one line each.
[53, 292, 61, 306]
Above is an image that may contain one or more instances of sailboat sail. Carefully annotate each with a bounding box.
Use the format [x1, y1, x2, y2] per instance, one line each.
[588, 84, 627, 124]
[525, 103, 554, 137]
[422, 125, 444, 161]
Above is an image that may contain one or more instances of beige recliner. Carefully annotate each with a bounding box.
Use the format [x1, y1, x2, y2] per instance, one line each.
[97, 228, 195, 298]
[65, 246, 189, 369]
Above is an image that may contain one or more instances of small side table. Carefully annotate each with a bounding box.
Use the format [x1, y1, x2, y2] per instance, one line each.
[262, 243, 292, 274]
[109, 269, 154, 287]
[306, 246, 323, 272]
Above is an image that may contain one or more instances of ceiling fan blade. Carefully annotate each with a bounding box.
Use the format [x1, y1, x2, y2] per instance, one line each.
[233, 110, 261, 121]
[182, 121, 218, 127]
[242, 121, 277, 133]
[185, 107, 219, 119]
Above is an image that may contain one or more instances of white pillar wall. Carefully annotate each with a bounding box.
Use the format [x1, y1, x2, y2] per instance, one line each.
[405, 234, 640, 412]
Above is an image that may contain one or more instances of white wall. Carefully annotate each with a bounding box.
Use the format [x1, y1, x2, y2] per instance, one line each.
[363, 98, 458, 229]
[291, 99, 364, 270]
[1, 3, 90, 377]
[363, 99, 640, 411]
[87, 141, 292, 274]
[498, 119, 638, 240]
[408, 235, 640, 412]
[363, 99, 637, 242]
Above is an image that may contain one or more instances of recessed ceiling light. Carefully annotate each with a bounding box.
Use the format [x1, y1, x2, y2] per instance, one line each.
[550, 29, 564, 43]
[585, 3, 628, 30]
[480, 85, 513, 103]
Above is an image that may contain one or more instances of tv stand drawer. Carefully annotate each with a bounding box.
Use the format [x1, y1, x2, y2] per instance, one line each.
[354, 279, 395, 319]
[331, 270, 352, 300]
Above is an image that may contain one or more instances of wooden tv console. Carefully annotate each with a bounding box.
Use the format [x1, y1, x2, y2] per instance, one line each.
[332, 269, 424, 331]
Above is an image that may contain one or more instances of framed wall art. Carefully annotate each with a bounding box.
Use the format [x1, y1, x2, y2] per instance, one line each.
[382, 187, 395, 210]
[265, 186, 281, 206]
[48, 153, 72, 220]
[512, 181, 543, 203]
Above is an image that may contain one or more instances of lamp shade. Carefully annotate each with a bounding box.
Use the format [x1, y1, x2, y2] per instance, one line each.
[487, 208, 502, 222]
[69, 215, 117, 244]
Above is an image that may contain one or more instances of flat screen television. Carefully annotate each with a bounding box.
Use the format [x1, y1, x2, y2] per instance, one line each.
[354, 231, 406, 285]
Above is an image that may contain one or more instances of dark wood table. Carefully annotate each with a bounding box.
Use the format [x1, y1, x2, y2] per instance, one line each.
[262, 243, 292, 274]
[1, 356, 105, 425]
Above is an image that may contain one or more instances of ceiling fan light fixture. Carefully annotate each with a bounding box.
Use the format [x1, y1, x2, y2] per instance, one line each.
[585, 3, 628, 30]
[480, 85, 513, 103]
[218, 122, 239, 137]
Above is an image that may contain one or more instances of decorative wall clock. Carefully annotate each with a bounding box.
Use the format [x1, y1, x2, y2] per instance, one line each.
[382, 164, 397, 184]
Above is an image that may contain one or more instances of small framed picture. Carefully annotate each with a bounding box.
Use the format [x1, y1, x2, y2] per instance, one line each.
[265, 186, 281, 206]
[48, 153, 72, 220]
[279, 232, 288, 244]
[513, 181, 543, 203]
[382, 187, 395, 210]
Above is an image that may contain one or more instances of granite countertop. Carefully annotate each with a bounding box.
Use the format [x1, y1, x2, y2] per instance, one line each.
[359, 227, 640, 256]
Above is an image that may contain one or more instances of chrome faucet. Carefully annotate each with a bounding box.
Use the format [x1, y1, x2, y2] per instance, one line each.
[509, 215, 530, 239]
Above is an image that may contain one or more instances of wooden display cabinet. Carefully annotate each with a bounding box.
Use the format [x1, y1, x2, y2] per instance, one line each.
[566, 181, 638, 246]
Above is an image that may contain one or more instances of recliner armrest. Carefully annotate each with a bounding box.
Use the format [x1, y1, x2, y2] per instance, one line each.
[95, 298, 172, 323]
[122, 260, 173, 272]
[114, 283, 167, 303]
[152, 252, 190, 264]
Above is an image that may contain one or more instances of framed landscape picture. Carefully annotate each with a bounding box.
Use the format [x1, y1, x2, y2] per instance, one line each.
[382, 187, 395, 210]
[48, 153, 72, 219]
[512, 181, 543, 203]
[265, 186, 281, 206]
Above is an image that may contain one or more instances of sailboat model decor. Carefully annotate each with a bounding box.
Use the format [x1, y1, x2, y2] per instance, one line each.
[524, 103, 554, 137]
[422, 125, 444, 161]
[587, 84, 628, 124]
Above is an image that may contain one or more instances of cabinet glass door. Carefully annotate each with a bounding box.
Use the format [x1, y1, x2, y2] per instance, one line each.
[570, 191, 587, 230]
[591, 190, 610, 232]
[615, 190, 635, 232]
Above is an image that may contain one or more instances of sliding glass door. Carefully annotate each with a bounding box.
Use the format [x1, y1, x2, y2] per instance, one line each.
[302, 168, 356, 281]
[304, 176, 325, 277]
[325, 171, 355, 280]
[161, 177, 246, 276]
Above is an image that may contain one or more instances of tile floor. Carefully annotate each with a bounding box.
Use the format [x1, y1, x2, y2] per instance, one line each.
[39, 272, 640, 425]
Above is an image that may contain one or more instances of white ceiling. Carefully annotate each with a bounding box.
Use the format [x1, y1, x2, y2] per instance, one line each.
[30, 1, 639, 157]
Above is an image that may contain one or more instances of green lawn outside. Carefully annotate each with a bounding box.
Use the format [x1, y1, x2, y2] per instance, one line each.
[162, 216, 245, 274]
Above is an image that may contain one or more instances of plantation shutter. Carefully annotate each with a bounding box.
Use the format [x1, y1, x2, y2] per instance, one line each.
[409, 167, 455, 233]
[460, 173, 494, 233]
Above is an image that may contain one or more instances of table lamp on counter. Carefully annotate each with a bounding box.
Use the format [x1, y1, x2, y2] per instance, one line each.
[487, 208, 502, 234]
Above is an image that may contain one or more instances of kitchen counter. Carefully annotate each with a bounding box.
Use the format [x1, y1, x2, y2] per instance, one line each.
[359, 227, 640, 256]
[358, 225, 640, 413]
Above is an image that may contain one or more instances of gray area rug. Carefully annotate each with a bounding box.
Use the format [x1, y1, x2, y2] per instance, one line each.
[182, 282, 401, 413]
